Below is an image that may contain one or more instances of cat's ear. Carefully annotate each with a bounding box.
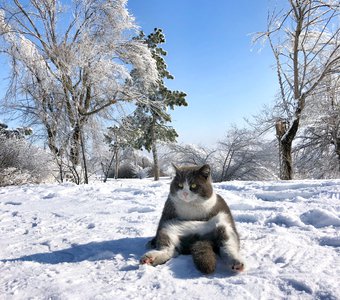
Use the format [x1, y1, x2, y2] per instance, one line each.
[199, 164, 211, 179]
[172, 163, 180, 174]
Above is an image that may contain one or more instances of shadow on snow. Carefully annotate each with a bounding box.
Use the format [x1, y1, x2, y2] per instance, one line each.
[2, 237, 240, 278]
[1, 237, 148, 265]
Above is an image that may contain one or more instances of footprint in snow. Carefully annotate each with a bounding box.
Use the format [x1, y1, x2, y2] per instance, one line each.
[319, 237, 340, 248]
[283, 278, 313, 295]
[234, 213, 258, 223]
[274, 257, 286, 264]
[5, 201, 22, 206]
[43, 193, 57, 199]
[87, 223, 95, 229]
[52, 212, 63, 218]
[31, 216, 40, 228]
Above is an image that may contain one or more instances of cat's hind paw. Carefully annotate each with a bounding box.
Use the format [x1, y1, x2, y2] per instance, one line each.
[140, 250, 172, 266]
[140, 255, 155, 265]
[231, 260, 245, 272]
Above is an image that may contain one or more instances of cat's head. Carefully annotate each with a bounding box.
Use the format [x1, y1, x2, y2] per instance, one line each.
[170, 164, 213, 203]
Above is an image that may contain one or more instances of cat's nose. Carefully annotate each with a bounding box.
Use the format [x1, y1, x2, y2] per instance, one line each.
[183, 191, 189, 198]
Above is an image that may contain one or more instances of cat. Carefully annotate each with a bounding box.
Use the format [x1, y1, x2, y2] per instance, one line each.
[140, 164, 244, 274]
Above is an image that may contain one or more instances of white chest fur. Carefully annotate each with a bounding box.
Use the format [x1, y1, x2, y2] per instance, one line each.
[170, 192, 218, 220]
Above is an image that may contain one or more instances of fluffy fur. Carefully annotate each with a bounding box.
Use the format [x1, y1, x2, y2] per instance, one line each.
[140, 164, 244, 273]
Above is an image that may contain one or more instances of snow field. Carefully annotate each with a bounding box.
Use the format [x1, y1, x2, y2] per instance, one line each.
[0, 179, 339, 299]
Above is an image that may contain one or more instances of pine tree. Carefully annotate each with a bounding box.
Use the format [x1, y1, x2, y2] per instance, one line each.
[126, 28, 187, 180]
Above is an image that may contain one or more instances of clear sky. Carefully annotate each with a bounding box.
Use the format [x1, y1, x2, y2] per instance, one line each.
[0, 1, 279, 146]
[127, 0, 279, 145]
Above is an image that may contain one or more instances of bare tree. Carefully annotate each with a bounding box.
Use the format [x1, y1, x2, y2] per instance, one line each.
[0, 0, 158, 183]
[103, 125, 132, 181]
[254, 0, 340, 179]
[167, 143, 216, 166]
[217, 126, 278, 181]
[295, 74, 340, 177]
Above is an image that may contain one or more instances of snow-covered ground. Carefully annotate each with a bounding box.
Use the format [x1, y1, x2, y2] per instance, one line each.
[0, 178, 339, 300]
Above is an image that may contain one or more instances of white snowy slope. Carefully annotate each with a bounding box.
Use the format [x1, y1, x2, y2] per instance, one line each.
[0, 178, 339, 300]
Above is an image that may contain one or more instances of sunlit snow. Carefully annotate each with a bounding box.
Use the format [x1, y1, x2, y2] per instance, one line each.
[1, 179, 339, 299]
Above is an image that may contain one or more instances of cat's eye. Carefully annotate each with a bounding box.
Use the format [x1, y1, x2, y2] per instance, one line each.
[178, 183, 183, 188]
[190, 183, 197, 189]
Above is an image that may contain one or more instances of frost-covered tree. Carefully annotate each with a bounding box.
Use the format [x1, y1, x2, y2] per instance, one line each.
[255, 0, 340, 180]
[103, 125, 132, 181]
[0, 122, 53, 186]
[166, 143, 216, 168]
[165, 138, 277, 182]
[216, 126, 278, 181]
[0, 122, 32, 139]
[124, 28, 187, 181]
[0, 0, 158, 183]
[295, 74, 340, 178]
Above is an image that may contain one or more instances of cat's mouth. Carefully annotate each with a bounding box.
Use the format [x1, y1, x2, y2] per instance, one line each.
[179, 192, 196, 203]
[181, 197, 194, 203]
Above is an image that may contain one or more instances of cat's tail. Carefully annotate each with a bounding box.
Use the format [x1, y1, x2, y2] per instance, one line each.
[191, 240, 216, 274]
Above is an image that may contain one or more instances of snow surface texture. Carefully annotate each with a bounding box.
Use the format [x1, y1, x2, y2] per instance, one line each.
[0, 179, 339, 300]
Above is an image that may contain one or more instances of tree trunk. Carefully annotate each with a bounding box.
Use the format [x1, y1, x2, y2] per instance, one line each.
[44, 124, 64, 182]
[276, 115, 302, 180]
[220, 149, 234, 182]
[276, 118, 298, 180]
[152, 142, 160, 181]
[280, 139, 293, 180]
[70, 124, 81, 166]
[58, 157, 64, 183]
[45, 124, 59, 156]
[114, 147, 119, 179]
[103, 152, 116, 183]
[79, 128, 88, 184]
[150, 116, 159, 181]
[335, 138, 340, 173]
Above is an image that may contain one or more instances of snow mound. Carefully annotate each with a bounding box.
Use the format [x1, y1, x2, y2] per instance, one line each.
[265, 213, 304, 227]
[300, 209, 340, 228]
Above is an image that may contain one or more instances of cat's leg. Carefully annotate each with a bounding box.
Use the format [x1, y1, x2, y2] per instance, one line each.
[140, 248, 178, 266]
[141, 220, 207, 266]
[145, 237, 156, 249]
[216, 225, 245, 272]
[140, 228, 179, 266]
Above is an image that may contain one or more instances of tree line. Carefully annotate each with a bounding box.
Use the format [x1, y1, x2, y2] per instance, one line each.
[253, 0, 340, 179]
[0, 0, 339, 185]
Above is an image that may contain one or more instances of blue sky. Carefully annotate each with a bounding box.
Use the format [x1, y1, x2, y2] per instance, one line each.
[127, 0, 278, 145]
[0, 1, 279, 145]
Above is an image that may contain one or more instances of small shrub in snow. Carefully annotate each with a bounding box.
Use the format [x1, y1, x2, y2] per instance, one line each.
[0, 167, 31, 186]
[131, 164, 151, 179]
[113, 163, 134, 179]
[0, 137, 53, 186]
